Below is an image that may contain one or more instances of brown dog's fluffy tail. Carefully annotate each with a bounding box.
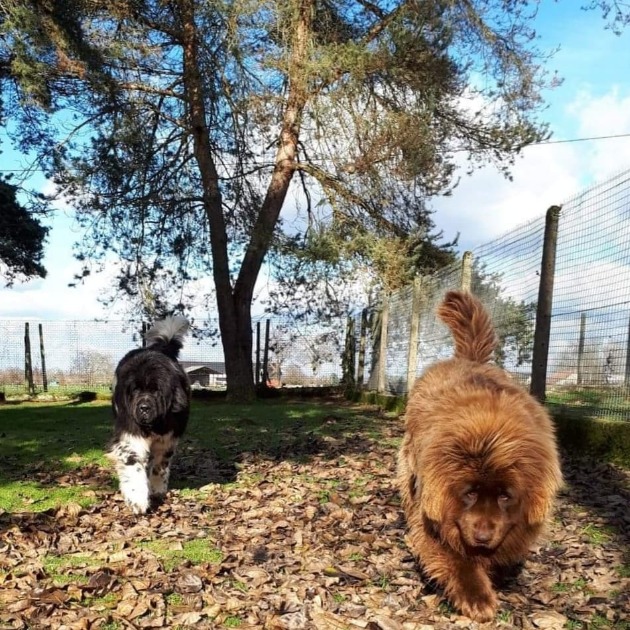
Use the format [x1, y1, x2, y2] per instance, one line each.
[437, 290, 498, 364]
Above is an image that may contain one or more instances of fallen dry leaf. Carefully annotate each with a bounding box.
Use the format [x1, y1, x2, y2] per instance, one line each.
[0, 402, 628, 629]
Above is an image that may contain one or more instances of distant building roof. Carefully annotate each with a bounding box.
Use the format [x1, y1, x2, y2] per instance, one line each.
[181, 361, 225, 374]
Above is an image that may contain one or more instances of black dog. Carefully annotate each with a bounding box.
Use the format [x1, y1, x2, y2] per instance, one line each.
[108, 316, 191, 514]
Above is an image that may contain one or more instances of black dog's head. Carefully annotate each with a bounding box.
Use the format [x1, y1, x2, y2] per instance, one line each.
[113, 349, 190, 436]
[131, 388, 163, 426]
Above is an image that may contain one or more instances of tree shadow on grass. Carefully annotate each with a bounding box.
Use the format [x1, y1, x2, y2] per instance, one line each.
[0, 395, 399, 522]
[172, 396, 398, 489]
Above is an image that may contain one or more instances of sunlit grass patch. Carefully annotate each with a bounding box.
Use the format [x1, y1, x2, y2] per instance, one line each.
[166, 593, 185, 606]
[84, 592, 118, 610]
[0, 482, 101, 513]
[0, 396, 398, 514]
[140, 538, 223, 571]
[42, 552, 100, 587]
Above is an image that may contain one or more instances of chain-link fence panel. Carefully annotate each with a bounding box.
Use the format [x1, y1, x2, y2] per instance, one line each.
[1, 313, 350, 396]
[470, 215, 545, 387]
[547, 170, 630, 416]
[352, 167, 630, 420]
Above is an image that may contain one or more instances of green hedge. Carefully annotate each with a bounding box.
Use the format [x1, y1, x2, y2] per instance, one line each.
[350, 391, 630, 467]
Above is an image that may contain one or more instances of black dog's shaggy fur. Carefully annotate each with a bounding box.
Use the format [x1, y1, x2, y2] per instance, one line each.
[108, 316, 191, 514]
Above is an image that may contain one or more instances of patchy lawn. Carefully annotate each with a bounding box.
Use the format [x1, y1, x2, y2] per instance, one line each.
[0, 398, 628, 629]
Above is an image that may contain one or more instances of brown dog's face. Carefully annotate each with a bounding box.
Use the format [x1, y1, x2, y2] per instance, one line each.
[453, 477, 520, 552]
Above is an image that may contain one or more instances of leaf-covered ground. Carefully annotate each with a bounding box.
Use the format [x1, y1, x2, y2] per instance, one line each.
[0, 399, 629, 629]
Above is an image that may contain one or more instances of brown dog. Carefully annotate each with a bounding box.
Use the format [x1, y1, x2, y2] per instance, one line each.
[397, 290, 562, 621]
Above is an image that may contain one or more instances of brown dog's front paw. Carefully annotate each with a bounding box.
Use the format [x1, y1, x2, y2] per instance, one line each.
[453, 588, 498, 622]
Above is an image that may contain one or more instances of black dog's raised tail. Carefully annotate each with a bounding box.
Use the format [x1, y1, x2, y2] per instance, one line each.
[145, 316, 190, 360]
[437, 291, 497, 364]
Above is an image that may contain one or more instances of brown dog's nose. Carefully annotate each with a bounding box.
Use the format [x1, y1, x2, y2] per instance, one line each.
[473, 522, 494, 544]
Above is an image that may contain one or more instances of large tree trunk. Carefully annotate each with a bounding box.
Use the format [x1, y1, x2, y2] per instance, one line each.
[179, 0, 254, 400]
[179, 0, 311, 400]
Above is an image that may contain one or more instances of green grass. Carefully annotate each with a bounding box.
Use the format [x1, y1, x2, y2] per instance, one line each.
[42, 552, 100, 586]
[547, 387, 630, 423]
[584, 615, 630, 630]
[0, 397, 386, 514]
[223, 616, 242, 628]
[1, 384, 112, 400]
[1, 482, 102, 513]
[497, 610, 512, 624]
[0, 400, 113, 512]
[580, 523, 616, 545]
[616, 563, 630, 578]
[552, 577, 590, 594]
[166, 593, 185, 606]
[140, 538, 223, 571]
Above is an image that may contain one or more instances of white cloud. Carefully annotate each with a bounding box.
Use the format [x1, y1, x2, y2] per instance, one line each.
[568, 87, 630, 182]
[432, 86, 630, 250]
[432, 144, 582, 250]
[0, 261, 116, 320]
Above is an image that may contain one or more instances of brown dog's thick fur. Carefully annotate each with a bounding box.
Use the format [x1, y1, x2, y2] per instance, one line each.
[397, 291, 562, 622]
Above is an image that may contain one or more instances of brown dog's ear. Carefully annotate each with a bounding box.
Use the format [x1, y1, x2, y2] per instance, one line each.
[523, 483, 556, 525]
[523, 456, 563, 525]
[422, 496, 444, 522]
[420, 474, 446, 522]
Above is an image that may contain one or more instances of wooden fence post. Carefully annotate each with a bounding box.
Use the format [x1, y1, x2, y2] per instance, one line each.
[577, 312, 586, 386]
[24, 323, 35, 395]
[342, 315, 356, 388]
[39, 324, 48, 392]
[461, 251, 473, 292]
[530, 205, 561, 402]
[356, 309, 368, 388]
[377, 295, 390, 393]
[406, 277, 423, 394]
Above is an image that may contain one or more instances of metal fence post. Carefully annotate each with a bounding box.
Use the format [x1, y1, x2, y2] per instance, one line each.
[577, 312, 586, 386]
[262, 319, 270, 385]
[342, 315, 356, 388]
[377, 295, 390, 393]
[461, 251, 473, 292]
[255, 321, 261, 386]
[406, 277, 423, 394]
[356, 309, 368, 388]
[530, 205, 561, 402]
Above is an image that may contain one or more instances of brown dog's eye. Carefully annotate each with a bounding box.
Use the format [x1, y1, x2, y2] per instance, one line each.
[466, 491, 478, 502]
[498, 493, 511, 504]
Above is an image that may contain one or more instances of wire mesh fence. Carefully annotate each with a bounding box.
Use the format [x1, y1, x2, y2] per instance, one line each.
[346, 168, 630, 419]
[3, 168, 630, 418]
[0, 315, 343, 397]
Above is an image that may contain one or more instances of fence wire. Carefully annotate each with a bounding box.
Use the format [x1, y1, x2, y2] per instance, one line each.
[0, 315, 342, 396]
[3, 168, 630, 419]
[349, 168, 630, 419]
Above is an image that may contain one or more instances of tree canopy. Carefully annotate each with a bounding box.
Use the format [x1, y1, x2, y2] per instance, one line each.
[0, 176, 48, 284]
[0, 0, 554, 397]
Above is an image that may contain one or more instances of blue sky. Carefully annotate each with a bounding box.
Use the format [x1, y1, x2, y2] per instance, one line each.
[2, 2, 630, 321]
